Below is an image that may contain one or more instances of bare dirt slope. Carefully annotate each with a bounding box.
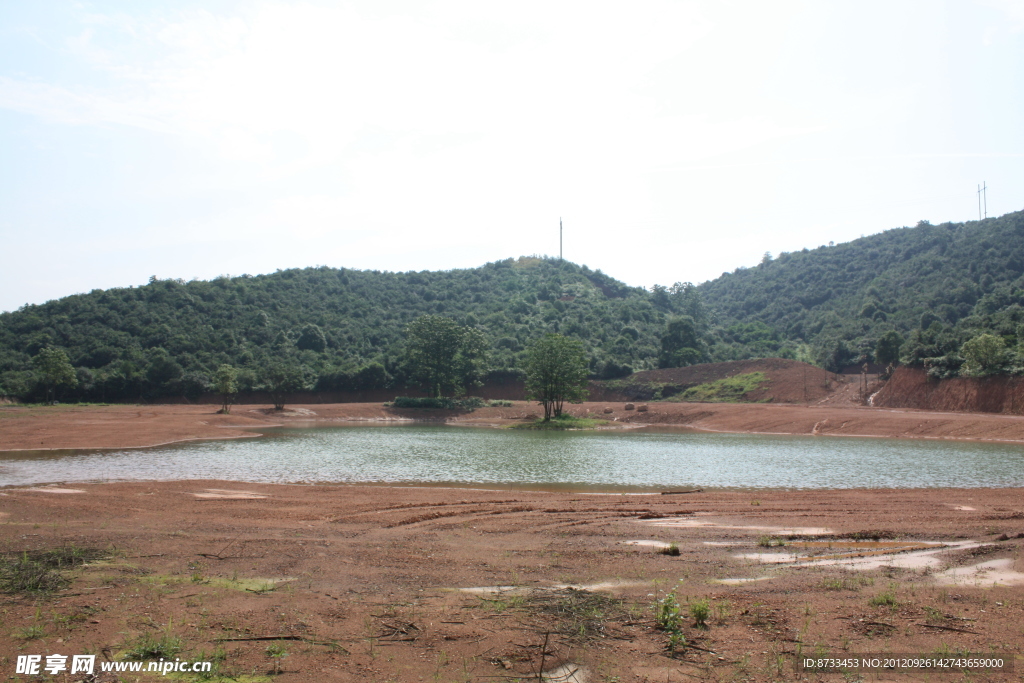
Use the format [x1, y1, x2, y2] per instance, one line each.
[591, 359, 842, 403]
[875, 366, 1024, 415]
[1, 483, 1022, 682]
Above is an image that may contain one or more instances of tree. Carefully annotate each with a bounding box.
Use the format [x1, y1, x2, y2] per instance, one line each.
[524, 333, 589, 420]
[658, 316, 706, 369]
[405, 315, 487, 397]
[875, 330, 904, 368]
[960, 334, 1007, 377]
[213, 364, 238, 414]
[296, 323, 327, 352]
[33, 346, 77, 403]
[261, 363, 308, 410]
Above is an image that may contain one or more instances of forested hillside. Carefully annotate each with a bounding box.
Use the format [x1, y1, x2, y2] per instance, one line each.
[698, 209, 1024, 375]
[5, 210, 1024, 403]
[0, 257, 702, 401]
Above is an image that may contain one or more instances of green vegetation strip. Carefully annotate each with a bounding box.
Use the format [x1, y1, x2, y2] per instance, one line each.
[666, 372, 769, 403]
[508, 415, 608, 430]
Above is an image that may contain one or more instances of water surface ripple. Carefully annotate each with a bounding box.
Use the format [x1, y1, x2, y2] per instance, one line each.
[1, 424, 1022, 489]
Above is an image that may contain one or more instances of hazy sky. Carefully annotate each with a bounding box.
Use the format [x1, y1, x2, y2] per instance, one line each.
[2, 0, 1023, 312]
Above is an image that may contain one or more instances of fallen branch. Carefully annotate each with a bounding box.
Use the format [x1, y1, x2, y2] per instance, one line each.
[916, 623, 980, 635]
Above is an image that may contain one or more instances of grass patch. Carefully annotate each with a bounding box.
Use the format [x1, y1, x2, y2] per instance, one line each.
[526, 588, 625, 642]
[869, 588, 899, 608]
[757, 535, 786, 548]
[12, 624, 46, 641]
[666, 372, 769, 403]
[120, 632, 183, 660]
[0, 545, 108, 596]
[820, 575, 874, 591]
[508, 414, 608, 430]
[657, 543, 681, 556]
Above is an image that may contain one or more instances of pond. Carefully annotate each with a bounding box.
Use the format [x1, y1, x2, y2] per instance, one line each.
[2, 424, 1023, 490]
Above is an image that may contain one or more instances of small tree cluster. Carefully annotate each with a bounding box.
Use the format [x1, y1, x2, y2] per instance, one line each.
[524, 333, 589, 421]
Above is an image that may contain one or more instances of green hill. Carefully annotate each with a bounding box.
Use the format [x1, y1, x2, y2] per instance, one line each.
[0, 257, 683, 401]
[5, 210, 1024, 403]
[697, 210, 1024, 374]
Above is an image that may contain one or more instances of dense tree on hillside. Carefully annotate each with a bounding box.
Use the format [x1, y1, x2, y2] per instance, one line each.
[6, 211, 1024, 402]
[33, 346, 77, 402]
[875, 330, 904, 368]
[405, 315, 487, 397]
[524, 333, 589, 420]
[960, 334, 1008, 377]
[0, 257, 678, 402]
[698, 210, 1024, 372]
[658, 316, 707, 368]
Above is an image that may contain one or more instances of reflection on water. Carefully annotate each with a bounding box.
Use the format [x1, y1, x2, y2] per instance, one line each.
[1, 423, 1022, 489]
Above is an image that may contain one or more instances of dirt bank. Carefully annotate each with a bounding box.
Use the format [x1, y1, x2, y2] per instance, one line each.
[1, 482, 1021, 681]
[7, 400, 1024, 452]
[875, 366, 1024, 415]
[589, 358, 841, 403]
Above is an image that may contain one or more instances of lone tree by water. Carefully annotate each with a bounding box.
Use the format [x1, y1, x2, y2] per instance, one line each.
[213, 364, 238, 414]
[261, 362, 308, 410]
[524, 333, 589, 420]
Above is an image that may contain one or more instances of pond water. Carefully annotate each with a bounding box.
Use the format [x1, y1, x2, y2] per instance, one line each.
[2, 424, 1023, 490]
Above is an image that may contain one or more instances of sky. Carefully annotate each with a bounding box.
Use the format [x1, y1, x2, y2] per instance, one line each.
[2, 0, 1023, 313]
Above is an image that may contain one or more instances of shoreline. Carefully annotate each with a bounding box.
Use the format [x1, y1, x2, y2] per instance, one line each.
[6, 400, 1024, 453]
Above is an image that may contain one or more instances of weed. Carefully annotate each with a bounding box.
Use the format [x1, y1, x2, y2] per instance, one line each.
[477, 594, 525, 612]
[525, 588, 623, 642]
[869, 589, 899, 608]
[0, 545, 108, 596]
[756, 535, 786, 547]
[657, 543, 680, 557]
[265, 642, 288, 674]
[121, 632, 183, 660]
[820, 575, 873, 591]
[750, 500, 761, 506]
[655, 591, 683, 633]
[12, 624, 46, 641]
[689, 598, 711, 629]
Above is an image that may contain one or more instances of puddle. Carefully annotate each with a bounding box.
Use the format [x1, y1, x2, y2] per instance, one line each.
[736, 540, 986, 572]
[543, 663, 586, 682]
[643, 518, 832, 535]
[715, 576, 773, 585]
[459, 585, 528, 595]
[934, 558, 1024, 587]
[632, 667, 695, 682]
[460, 580, 645, 595]
[142, 575, 295, 592]
[551, 580, 647, 592]
[943, 504, 977, 511]
[623, 540, 673, 549]
[192, 489, 267, 499]
[20, 487, 86, 494]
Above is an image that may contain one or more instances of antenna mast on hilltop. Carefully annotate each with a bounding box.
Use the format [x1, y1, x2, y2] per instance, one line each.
[978, 182, 988, 219]
[560, 217, 563, 260]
